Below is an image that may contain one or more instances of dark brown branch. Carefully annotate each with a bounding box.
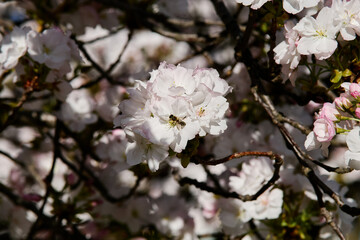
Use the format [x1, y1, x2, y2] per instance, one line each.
[277, 114, 312, 135]
[0, 86, 33, 133]
[73, 37, 115, 84]
[83, 26, 124, 45]
[0, 150, 26, 169]
[249, 219, 265, 240]
[308, 171, 346, 240]
[209, 0, 272, 82]
[0, 181, 41, 215]
[78, 30, 134, 89]
[27, 120, 61, 239]
[57, 148, 142, 203]
[251, 86, 360, 219]
[180, 151, 283, 202]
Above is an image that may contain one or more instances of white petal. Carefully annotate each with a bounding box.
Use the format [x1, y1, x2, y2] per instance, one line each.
[344, 151, 360, 170]
[346, 127, 360, 152]
[304, 131, 321, 151]
[283, 0, 302, 14]
[125, 141, 144, 166]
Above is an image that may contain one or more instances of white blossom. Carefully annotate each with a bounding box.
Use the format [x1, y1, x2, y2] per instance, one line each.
[115, 62, 230, 171]
[125, 131, 169, 172]
[227, 158, 283, 221]
[58, 89, 98, 132]
[0, 27, 29, 72]
[304, 131, 331, 156]
[27, 28, 72, 70]
[332, 0, 360, 41]
[229, 157, 274, 195]
[293, 7, 340, 60]
[274, 21, 301, 84]
[218, 198, 252, 235]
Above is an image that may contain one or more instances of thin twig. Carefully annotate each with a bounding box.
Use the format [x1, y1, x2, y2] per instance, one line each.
[249, 219, 265, 240]
[57, 148, 142, 203]
[0, 87, 33, 133]
[179, 151, 283, 202]
[27, 120, 61, 239]
[251, 86, 360, 219]
[0, 181, 41, 215]
[308, 171, 346, 240]
[83, 26, 124, 45]
[73, 37, 115, 83]
[78, 30, 133, 89]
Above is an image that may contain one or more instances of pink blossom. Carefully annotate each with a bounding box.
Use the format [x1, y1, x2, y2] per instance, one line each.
[355, 108, 360, 119]
[334, 93, 353, 111]
[318, 103, 340, 121]
[349, 83, 360, 99]
[313, 118, 336, 142]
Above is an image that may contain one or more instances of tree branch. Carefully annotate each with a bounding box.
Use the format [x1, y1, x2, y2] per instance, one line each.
[180, 151, 283, 202]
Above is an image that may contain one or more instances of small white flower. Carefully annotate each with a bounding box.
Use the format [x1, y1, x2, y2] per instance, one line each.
[125, 131, 169, 172]
[58, 89, 98, 132]
[332, 0, 360, 41]
[0, 27, 30, 71]
[228, 158, 283, 220]
[27, 28, 72, 69]
[251, 188, 283, 220]
[304, 131, 331, 157]
[148, 62, 196, 98]
[293, 7, 340, 60]
[274, 21, 301, 85]
[229, 157, 274, 195]
[218, 198, 252, 235]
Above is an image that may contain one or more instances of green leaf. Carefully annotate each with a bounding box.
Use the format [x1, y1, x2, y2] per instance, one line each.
[342, 68, 352, 77]
[330, 69, 342, 83]
[181, 157, 190, 168]
[329, 80, 343, 90]
[176, 137, 200, 168]
[0, 104, 11, 126]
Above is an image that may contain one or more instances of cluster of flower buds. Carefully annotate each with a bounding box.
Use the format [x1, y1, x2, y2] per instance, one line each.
[114, 62, 231, 171]
[305, 82, 360, 167]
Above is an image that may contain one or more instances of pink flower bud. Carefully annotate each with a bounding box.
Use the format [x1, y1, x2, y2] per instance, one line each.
[313, 118, 336, 142]
[334, 93, 352, 111]
[66, 173, 76, 185]
[22, 193, 42, 202]
[349, 83, 360, 99]
[356, 108, 360, 119]
[318, 103, 340, 121]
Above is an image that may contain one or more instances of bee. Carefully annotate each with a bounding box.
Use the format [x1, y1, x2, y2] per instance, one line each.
[169, 114, 186, 128]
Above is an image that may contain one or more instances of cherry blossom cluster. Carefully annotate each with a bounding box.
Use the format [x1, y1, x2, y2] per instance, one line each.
[274, 0, 360, 83]
[220, 158, 283, 235]
[114, 62, 231, 171]
[0, 26, 80, 100]
[305, 82, 360, 167]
